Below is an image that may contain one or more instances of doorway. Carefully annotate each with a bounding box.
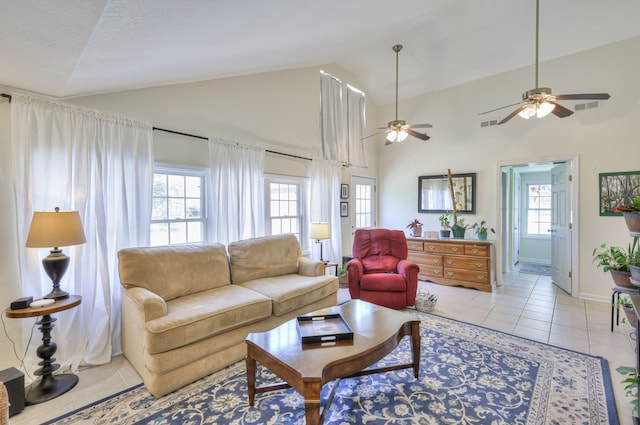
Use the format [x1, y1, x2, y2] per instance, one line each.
[499, 158, 576, 295]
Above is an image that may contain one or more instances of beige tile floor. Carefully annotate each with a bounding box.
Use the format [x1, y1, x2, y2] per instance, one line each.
[10, 270, 638, 424]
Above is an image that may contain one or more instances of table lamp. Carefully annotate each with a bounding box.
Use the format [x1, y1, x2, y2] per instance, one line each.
[26, 207, 86, 300]
[310, 222, 330, 263]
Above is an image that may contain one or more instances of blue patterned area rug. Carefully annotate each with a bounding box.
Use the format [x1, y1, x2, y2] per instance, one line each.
[44, 311, 618, 425]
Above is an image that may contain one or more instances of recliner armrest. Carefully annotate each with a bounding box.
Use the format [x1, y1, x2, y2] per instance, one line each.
[123, 286, 168, 321]
[397, 259, 419, 278]
[298, 257, 324, 276]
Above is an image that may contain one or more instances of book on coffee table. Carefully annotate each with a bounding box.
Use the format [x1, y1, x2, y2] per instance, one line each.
[296, 314, 353, 344]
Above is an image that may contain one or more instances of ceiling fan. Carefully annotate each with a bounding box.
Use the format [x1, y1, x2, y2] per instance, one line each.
[363, 44, 432, 145]
[480, 0, 610, 125]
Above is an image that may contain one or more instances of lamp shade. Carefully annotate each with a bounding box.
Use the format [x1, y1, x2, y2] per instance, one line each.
[310, 222, 331, 240]
[26, 209, 86, 248]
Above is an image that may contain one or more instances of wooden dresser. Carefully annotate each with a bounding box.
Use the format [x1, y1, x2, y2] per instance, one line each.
[407, 238, 496, 292]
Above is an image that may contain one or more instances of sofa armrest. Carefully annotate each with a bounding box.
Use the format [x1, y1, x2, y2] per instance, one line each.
[298, 257, 324, 276]
[123, 286, 168, 321]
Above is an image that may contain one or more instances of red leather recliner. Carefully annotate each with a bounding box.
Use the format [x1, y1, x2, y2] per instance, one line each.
[347, 228, 419, 309]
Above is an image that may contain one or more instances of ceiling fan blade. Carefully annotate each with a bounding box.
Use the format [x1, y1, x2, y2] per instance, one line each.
[407, 128, 430, 141]
[361, 130, 387, 141]
[555, 93, 611, 101]
[408, 123, 433, 129]
[480, 101, 526, 115]
[550, 102, 573, 118]
[498, 104, 530, 125]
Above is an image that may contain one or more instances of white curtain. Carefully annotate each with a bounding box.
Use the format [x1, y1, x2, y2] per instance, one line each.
[310, 159, 342, 263]
[320, 71, 347, 163]
[11, 93, 153, 375]
[208, 137, 265, 245]
[347, 85, 368, 168]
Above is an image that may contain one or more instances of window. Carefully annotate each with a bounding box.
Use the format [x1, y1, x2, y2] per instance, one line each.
[265, 176, 309, 249]
[354, 177, 376, 228]
[526, 183, 551, 235]
[151, 167, 207, 246]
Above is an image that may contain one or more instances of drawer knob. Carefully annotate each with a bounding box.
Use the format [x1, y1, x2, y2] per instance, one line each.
[451, 247, 459, 252]
[446, 259, 453, 265]
[433, 269, 441, 274]
[476, 262, 483, 267]
[476, 275, 485, 280]
[471, 248, 479, 253]
[447, 271, 454, 276]
[434, 259, 440, 263]
[428, 245, 435, 251]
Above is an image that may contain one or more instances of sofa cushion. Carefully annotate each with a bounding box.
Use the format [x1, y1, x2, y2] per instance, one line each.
[237, 274, 338, 316]
[228, 234, 301, 284]
[145, 284, 272, 354]
[118, 244, 230, 301]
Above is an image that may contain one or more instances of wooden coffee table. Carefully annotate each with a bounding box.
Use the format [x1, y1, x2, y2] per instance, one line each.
[245, 299, 420, 425]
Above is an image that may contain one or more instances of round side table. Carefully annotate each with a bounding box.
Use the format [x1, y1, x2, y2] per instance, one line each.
[5, 295, 82, 405]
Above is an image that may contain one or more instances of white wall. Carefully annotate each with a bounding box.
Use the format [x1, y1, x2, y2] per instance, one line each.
[376, 36, 640, 302]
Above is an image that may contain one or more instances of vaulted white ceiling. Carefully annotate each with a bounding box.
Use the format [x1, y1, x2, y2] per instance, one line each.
[2, 0, 639, 106]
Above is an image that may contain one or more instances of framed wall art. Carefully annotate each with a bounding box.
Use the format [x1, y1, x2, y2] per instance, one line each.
[340, 202, 348, 217]
[341, 184, 349, 199]
[599, 170, 640, 216]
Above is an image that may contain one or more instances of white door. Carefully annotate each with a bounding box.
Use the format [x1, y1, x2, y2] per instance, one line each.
[551, 162, 572, 294]
[350, 176, 377, 246]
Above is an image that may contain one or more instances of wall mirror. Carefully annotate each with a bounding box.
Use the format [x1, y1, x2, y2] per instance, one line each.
[418, 173, 476, 213]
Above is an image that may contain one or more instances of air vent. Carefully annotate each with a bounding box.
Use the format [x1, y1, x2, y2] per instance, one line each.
[575, 101, 599, 111]
[480, 119, 499, 128]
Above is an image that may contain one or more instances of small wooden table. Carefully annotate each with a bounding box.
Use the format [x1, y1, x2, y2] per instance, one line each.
[5, 295, 82, 405]
[245, 300, 420, 425]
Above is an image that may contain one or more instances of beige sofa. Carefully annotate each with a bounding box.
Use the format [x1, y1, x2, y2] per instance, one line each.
[118, 234, 338, 397]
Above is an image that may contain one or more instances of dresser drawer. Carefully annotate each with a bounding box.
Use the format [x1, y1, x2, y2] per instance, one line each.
[423, 242, 464, 255]
[408, 252, 442, 266]
[465, 245, 489, 257]
[444, 268, 490, 283]
[407, 241, 424, 251]
[419, 266, 443, 279]
[444, 256, 487, 271]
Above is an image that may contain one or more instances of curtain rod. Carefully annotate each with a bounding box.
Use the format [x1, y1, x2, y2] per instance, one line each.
[152, 126, 312, 162]
[1, 93, 11, 102]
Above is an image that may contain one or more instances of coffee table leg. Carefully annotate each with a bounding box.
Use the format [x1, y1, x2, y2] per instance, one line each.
[411, 321, 420, 379]
[246, 353, 256, 406]
[303, 380, 322, 425]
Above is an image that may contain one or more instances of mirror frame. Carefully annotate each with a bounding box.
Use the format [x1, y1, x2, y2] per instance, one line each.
[418, 173, 476, 214]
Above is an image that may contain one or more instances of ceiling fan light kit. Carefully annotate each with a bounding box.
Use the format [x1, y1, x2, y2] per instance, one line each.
[481, 0, 610, 125]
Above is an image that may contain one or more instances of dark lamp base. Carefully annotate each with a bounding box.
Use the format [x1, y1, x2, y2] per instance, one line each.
[44, 288, 69, 300]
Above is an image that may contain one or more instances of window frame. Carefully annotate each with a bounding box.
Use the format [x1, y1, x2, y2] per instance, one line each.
[523, 181, 552, 238]
[151, 164, 209, 246]
[264, 174, 310, 252]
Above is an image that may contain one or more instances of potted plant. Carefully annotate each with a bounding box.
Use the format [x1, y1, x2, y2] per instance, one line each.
[446, 168, 468, 239]
[438, 211, 452, 239]
[407, 219, 423, 237]
[337, 262, 348, 286]
[592, 243, 634, 288]
[472, 220, 495, 241]
[616, 365, 639, 416]
[616, 294, 638, 329]
[615, 196, 640, 235]
[628, 237, 640, 282]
